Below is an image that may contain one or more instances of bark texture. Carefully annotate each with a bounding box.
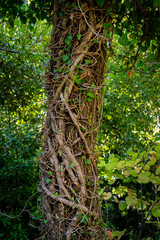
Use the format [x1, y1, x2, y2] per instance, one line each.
[41, 0, 112, 239]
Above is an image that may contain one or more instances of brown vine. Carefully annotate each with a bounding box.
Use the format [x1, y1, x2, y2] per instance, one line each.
[41, 0, 112, 239]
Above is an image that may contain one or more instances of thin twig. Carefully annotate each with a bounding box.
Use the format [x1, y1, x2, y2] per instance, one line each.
[0, 190, 40, 219]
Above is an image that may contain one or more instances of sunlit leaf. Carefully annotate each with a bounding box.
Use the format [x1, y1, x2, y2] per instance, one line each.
[138, 172, 150, 184]
[102, 192, 112, 200]
[152, 206, 160, 217]
[125, 195, 137, 206]
[119, 200, 127, 210]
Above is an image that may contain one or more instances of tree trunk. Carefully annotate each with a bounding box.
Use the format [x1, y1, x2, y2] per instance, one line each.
[41, 0, 112, 239]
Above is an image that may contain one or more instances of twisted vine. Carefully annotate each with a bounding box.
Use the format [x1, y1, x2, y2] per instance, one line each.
[41, 0, 112, 239]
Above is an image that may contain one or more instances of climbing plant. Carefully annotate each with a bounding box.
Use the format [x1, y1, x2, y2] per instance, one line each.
[0, 0, 160, 239]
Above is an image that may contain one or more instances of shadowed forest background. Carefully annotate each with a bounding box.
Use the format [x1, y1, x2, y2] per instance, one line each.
[0, 0, 160, 239]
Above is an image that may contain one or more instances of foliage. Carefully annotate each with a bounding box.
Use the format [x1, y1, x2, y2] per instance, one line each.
[0, 18, 51, 112]
[0, 0, 52, 26]
[99, 143, 160, 239]
[99, 34, 160, 156]
[0, 18, 51, 239]
[98, 33, 160, 239]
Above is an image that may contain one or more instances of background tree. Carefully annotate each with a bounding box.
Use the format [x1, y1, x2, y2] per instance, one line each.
[0, 18, 51, 239]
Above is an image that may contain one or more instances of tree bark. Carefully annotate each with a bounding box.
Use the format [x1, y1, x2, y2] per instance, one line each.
[41, 0, 112, 239]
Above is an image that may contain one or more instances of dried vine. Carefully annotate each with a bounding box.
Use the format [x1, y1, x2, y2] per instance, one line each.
[41, 0, 112, 239]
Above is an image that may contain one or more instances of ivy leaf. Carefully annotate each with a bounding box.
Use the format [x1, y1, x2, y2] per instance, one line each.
[87, 91, 94, 99]
[85, 159, 90, 165]
[69, 163, 74, 168]
[95, 0, 106, 7]
[85, 59, 91, 64]
[66, 59, 72, 65]
[94, 39, 99, 43]
[44, 219, 48, 224]
[77, 34, 81, 40]
[45, 179, 51, 184]
[62, 54, 69, 62]
[103, 23, 112, 29]
[65, 34, 72, 45]
[118, 33, 130, 46]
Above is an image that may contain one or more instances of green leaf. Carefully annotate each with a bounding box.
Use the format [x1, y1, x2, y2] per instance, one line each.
[103, 23, 112, 29]
[117, 161, 125, 170]
[106, 162, 117, 170]
[44, 219, 48, 224]
[95, 0, 106, 7]
[131, 153, 138, 161]
[69, 163, 74, 168]
[109, 154, 119, 162]
[144, 164, 150, 171]
[118, 33, 130, 46]
[87, 91, 94, 99]
[118, 229, 126, 240]
[126, 161, 135, 168]
[125, 195, 137, 206]
[65, 34, 72, 45]
[112, 231, 120, 237]
[66, 59, 72, 65]
[85, 159, 90, 165]
[102, 192, 112, 200]
[150, 174, 160, 184]
[155, 145, 160, 153]
[138, 172, 150, 184]
[45, 179, 51, 184]
[93, 39, 99, 43]
[62, 54, 69, 62]
[127, 148, 134, 156]
[85, 59, 91, 64]
[119, 200, 127, 211]
[74, 75, 81, 85]
[77, 34, 81, 40]
[156, 166, 160, 175]
[129, 170, 138, 177]
[152, 206, 160, 217]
